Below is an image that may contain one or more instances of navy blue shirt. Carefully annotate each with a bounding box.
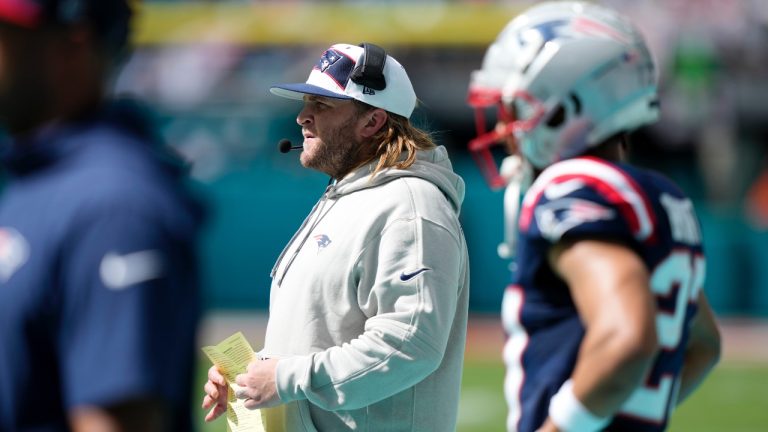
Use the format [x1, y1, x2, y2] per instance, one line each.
[503, 156, 704, 432]
[0, 101, 203, 431]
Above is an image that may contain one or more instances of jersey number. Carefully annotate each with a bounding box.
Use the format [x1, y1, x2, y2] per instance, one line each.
[618, 250, 705, 423]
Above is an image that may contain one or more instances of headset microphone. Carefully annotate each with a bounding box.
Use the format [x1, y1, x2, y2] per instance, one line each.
[278, 139, 303, 153]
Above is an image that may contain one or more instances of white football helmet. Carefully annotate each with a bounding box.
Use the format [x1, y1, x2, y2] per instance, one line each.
[467, 1, 659, 187]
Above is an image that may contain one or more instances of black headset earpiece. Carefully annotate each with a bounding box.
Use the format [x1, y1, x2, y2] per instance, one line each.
[350, 42, 387, 91]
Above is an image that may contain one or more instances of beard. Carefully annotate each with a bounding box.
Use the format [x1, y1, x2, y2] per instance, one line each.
[300, 120, 373, 179]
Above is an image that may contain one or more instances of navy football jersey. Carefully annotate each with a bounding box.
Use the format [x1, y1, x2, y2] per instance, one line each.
[503, 156, 704, 432]
[0, 101, 203, 431]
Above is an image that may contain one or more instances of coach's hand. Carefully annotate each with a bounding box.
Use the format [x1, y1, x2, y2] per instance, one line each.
[234, 358, 282, 409]
[202, 365, 228, 422]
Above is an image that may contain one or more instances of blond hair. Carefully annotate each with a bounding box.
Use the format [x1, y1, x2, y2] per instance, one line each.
[354, 101, 436, 177]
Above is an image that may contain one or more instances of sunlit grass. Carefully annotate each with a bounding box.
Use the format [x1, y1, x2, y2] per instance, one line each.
[194, 357, 768, 432]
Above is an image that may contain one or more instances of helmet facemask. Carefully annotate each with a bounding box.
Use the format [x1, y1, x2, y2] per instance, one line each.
[467, 85, 543, 189]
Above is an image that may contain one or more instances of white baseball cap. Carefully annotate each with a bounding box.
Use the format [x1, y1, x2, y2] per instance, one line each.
[270, 43, 417, 118]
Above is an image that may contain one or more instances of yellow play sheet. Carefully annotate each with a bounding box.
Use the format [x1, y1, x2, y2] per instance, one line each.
[202, 332, 282, 432]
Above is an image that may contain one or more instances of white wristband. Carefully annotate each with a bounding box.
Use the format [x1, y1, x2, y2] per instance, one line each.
[548, 379, 610, 432]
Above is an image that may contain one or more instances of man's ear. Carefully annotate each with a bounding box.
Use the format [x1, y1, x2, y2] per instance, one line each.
[358, 108, 388, 138]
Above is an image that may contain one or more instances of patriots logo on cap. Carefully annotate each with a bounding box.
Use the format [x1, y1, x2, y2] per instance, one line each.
[319, 50, 339, 72]
[314, 49, 355, 90]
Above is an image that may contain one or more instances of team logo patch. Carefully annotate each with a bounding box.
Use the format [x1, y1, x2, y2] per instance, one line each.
[318, 50, 340, 72]
[0, 227, 29, 282]
[314, 234, 332, 251]
[315, 49, 355, 90]
[535, 198, 615, 241]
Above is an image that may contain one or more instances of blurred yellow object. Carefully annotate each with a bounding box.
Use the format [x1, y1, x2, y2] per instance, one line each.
[133, 2, 524, 46]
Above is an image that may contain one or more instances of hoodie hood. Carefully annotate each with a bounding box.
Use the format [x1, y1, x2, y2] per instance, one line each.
[329, 146, 465, 214]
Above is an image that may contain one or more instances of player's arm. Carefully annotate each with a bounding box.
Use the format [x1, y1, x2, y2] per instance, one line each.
[676, 291, 721, 404]
[540, 239, 658, 431]
[60, 201, 199, 431]
[70, 400, 167, 432]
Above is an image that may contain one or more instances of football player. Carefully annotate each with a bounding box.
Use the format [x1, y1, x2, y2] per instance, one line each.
[466, 2, 721, 431]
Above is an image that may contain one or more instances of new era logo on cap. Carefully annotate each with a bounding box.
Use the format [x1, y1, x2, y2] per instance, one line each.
[270, 43, 417, 118]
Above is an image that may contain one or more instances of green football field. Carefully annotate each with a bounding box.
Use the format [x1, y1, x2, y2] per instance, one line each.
[194, 357, 768, 431]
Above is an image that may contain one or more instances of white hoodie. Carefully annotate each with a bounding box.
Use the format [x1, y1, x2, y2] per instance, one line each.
[264, 145, 470, 431]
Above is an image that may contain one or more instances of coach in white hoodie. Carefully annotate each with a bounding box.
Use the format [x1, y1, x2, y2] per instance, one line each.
[202, 43, 470, 431]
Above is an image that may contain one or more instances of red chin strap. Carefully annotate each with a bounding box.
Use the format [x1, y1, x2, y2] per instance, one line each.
[468, 112, 513, 190]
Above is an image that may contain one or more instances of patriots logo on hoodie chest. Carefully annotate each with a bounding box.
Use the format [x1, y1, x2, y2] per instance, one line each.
[314, 234, 332, 253]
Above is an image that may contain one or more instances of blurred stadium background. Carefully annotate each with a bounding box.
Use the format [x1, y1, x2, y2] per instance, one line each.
[116, 1, 768, 430]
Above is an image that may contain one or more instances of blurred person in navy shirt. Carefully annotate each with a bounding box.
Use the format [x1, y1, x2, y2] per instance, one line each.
[0, 1, 204, 431]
